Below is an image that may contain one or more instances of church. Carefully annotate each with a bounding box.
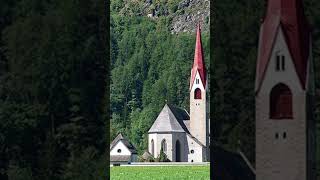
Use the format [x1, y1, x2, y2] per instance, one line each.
[255, 0, 316, 179]
[147, 24, 209, 162]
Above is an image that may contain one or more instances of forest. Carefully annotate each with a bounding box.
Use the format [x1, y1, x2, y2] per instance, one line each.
[110, 13, 210, 153]
[1, 0, 320, 179]
[0, 0, 108, 179]
[111, 0, 320, 176]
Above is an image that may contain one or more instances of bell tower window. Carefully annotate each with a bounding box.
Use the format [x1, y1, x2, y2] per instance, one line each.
[270, 83, 293, 119]
[276, 54, 285, 71]
[194, 88, 201, 99]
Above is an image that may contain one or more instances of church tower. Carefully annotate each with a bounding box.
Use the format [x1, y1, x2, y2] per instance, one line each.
[190, 23, 208, 148]
[255, 0, 316, 179]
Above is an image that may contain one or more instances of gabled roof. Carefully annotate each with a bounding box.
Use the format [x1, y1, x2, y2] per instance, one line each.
[190, 23, 207, 89]
[110, 155, 131, 162]
[148, 104, 190, 133]
[110, 133, 137, 154]
[256, 0, 311, 91]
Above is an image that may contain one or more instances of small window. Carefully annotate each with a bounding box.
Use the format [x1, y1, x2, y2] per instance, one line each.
[117, 149, 121, 153]
[283, 132, 287, 139]
[191, 160, 194, 162]
[276, 55, 280, 71]
[281, 56, 285, 70]
[196, 79, 199, 84]
[190, 150, 194, 154]
[161, 139, 167, 153]
[194, 88, 201, 99]
[275, 133, 279, 139]
[276, 54, 285, 71]
[151, 139, 154, 156]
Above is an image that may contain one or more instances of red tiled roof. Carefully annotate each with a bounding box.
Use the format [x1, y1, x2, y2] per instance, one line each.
[190, 23, 207, 89]
[256, 0, 311, 91]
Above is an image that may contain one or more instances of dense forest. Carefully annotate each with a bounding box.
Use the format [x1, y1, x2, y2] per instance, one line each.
[1, 0, 320, 179]
[111, 0, 320, 176]
[0, 0, 108, 179]
[110, 5, 210, 154]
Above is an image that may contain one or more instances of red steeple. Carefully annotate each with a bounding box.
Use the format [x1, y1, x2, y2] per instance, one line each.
[190, 23, 206, 89]
[256, 0, 311, 91]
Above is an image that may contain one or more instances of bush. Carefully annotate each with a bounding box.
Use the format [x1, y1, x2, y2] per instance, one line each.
[7, 164, 33, 180]
[157, 148, 170, 162]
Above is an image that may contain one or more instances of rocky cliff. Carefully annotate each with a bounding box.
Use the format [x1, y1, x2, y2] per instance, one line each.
[113, 0, 210, 33]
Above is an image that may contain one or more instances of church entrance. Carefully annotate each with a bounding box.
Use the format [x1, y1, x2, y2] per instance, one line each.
[176, 140, 181, 162]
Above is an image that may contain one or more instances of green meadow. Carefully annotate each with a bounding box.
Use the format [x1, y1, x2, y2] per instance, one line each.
[110, 165, 210, 180]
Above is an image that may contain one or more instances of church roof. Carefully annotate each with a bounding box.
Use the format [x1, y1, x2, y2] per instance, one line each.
[110, 133, 137, 154]
[256, 0, 311, 92]
[190, 23, 207, 89]
[148, 104, 190, 133]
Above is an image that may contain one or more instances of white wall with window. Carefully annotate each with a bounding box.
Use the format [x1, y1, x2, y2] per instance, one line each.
[110, 140, 132, 156]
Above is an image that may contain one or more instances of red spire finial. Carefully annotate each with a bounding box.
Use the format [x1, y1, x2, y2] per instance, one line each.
[190, 22, 206, 89]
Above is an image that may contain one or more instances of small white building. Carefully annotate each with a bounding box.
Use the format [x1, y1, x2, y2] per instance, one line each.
[110, 133, 138, 164]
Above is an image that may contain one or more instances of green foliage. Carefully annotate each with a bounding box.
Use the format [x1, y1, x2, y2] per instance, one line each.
[157, 148, 170, 162]
[7, 163, 33, 180]
[62, 148, 108, 180]
[0, 0, 107, 179]
[110, 14, 209, 154]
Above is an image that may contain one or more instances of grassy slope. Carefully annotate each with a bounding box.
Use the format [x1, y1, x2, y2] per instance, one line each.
[110, 166, 210, 180]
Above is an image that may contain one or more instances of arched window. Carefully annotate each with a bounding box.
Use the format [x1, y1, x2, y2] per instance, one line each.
[161, 139, 167, 153]
[151, 139, 154, 156]
[270, 83, 293, 119]
[194, 88, 201, 99]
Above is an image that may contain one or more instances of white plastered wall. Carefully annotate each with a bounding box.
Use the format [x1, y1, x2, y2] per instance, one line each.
[190, 71, 208, 147]
[256, 26, 307, 180]
[186, 135, 204, 162]
[110, 141, 132, 156]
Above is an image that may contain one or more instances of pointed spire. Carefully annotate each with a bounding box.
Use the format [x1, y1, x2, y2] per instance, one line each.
[190, 22, 206, 89]
[256, 0, 311, 91]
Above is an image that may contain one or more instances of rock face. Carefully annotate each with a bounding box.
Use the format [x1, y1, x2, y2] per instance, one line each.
[171, 0, 210, 33]
[117, 0, 210, 33]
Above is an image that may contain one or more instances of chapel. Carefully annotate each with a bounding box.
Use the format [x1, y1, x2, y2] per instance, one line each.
[147, 23, 209, 162]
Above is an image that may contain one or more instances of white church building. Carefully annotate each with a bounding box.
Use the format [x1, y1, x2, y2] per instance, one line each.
[147, 24, 209, 162]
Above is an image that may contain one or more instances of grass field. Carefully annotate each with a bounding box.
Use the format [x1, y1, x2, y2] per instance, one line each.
[110, 165, 210, 180]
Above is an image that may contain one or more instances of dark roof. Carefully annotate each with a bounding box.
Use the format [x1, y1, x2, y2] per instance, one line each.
[110, 155, 131, 162]
[256, 0, 310, 91]
[148, 104, 190, 133]
[167, 104, 190, 133]
[187, 134, 205, 147]
[110, 133, 137, 154]
[212, 145, 255, 180]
